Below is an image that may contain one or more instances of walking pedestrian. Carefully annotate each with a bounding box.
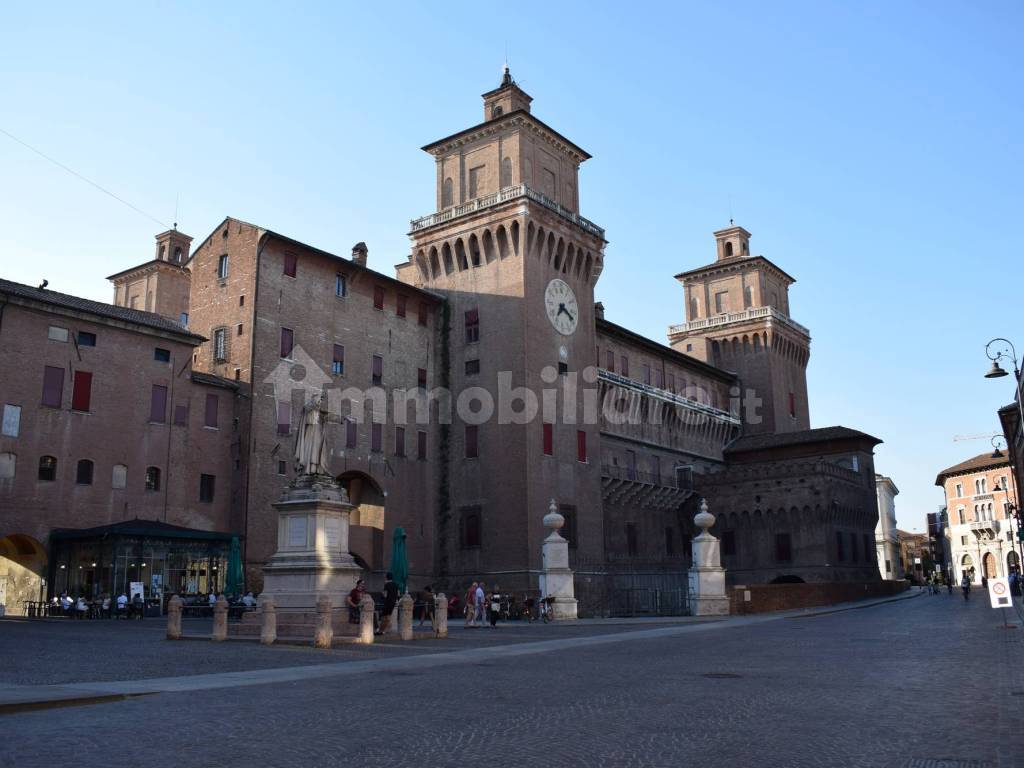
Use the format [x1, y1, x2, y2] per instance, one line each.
[378, 572, 399, 635]
[475, 581, 486, 626]
[419, 585, 434, 627]
[946, 576, 953, 595]
[464, 581, 477, 628]
[961, 573, 971, 601]
[488, 586, 501, 628]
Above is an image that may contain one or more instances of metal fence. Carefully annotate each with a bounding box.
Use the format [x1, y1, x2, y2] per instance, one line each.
[574, 568, 690, 618]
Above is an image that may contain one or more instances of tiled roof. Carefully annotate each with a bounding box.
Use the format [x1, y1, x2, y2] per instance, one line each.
[191, 371, 240, 390]
[0, 277, 203, 341]
[934, 452, 1010, 486]
[50, 518, 236, 541]
[725, 426, 882, 454]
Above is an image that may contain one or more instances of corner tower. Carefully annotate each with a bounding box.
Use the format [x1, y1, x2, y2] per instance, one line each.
[396, 68, 607, 588]
[107, 228, 192, 326]
[668, 225, 810, 435]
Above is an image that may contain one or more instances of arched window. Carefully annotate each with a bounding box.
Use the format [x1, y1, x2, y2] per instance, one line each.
[173, 246, 183, 263]
[442, 178, 454, 208]
[491, 105, 503, 119]
[0, 451, 15, 479]
[145, 466, 161, 492]
[38, 455, 57, 481]
[724, 241, 734, 258]
[742, 241, 749, 255]
[75, 459, 94, 485]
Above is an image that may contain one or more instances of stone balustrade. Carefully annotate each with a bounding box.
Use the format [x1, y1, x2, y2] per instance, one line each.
[668, 306, 810, 339]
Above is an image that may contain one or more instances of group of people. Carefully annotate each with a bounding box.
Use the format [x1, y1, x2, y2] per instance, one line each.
[54, 590, 143, 619]
[462, 581, 502, 628]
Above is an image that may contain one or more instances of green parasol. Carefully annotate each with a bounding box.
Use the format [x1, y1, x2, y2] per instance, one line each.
[390, 527, 408, 594]
[225, 536, 244, 597]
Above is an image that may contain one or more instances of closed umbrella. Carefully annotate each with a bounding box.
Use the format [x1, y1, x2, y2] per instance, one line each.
[225, 536, 244, 597]
[390, 527, 408, 594]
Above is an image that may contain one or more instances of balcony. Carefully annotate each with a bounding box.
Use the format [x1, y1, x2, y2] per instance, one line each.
[597, 369, 740, 427]
[601, 463, 695, 512]
[668, 306, 810, 340]
[409, 184, 605, 240]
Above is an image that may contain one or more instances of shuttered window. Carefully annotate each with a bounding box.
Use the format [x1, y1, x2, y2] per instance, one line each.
[150, 385, 168, 423]
[42, 366, 64, 408]
[71, 371, 92, 412]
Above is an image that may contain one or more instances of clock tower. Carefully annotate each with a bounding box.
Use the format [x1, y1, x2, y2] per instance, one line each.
[397, 68, 607, 587]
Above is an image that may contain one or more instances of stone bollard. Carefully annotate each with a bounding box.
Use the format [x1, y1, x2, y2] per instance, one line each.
[259, 594, 276, 645]
[357, 594, 375, 644]
[212, 595, 228, 642]
[398, 592, 414, 641]
[314, 594, 333, 649]
[166, 595, 183, 640]
[433, 592, 448, 638]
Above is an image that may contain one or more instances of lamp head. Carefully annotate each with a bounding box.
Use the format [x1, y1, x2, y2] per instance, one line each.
[985, 361, 1009, 379]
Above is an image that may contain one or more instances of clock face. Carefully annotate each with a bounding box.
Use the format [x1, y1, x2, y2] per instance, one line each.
[544, 279, 579, 336]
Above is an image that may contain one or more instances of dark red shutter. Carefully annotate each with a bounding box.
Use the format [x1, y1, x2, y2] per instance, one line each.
[283, 253, 297, 277]
[395, 426, 405, 456]
[277, 401, 290, 435]
[71, 371, 92, 412]
[371, 423, 382, 452]
[150, 385, 167, 423]
[42, 366, 64, 407]
[418, 368, 427, 389]
[205, 393, 219, 428]
[346, 420, 357, 448]
[577, 430, 586, 463]
[397, 294, 407, 317]
[466, 425, 478, 458]
[418, 302, 428, 326]
[543, 423, 553, 456]
[280, 328, 293, 358]
[373, 286, 384, 310]
[417, 430, 427, 460]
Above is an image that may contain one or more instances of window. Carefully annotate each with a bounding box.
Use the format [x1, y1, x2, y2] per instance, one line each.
[468, 165, 482, 198]
[77, 331, 96, 347]
[642, 364, 651, 385]
[955, 483, 963, 498]
[217, 254, 229, 279]
[111, 464, 127, 490]
[76, 459, 93, 485]
[150, 385, 168, 423]
[42, 365, 64, 408]
[280, 328, 294, 358]
[38, 455, 57, 482]
[557, 362, 568, 376]
[417, 430, 427, 460]
[606, 350, 614, 371]
[714, 291, 729, 314]
[2, 404, 21, 437]
[620, 356, 629, 377]
[654, 369, 663, 388]
[277, 460, 287, 476]
[180, 312, 189, 328]
[283, 253, 297, 278]
[371, 355, 383, 386]
[651, 455, 661, 483]
[204, 394, 219, 428]
[71, 371, 92, 412]
[460, 506, 482, 548]
[48, 325, 69, 342]
[775, 533, 792, 562]
[543, 423, 553, 456]
[836, 531, 845, 561]
[417, 368, 427, 390]
[371, 423, 382, 452]
[958, 508, 965, 525]
[213, 329, 227, 361]
[236, 324, 243, 336]
[722, 530, 736, 556]
[851, 532, 859, 562]
[373, 286, 385, 310]
[239, 295, 245, 307]
[465, 359, 480, 376]
[418, 301, 428, 326]
[173, 246, 183, 263]
[397, 294, 407, 318]
[335, 274, 347, 297]
[665, 526, 675, 556]
[199, 473, 216, 503]
[277, 402, 290, 436]
[154, 348, 170, 362]
[173, 405, 188, 426]
[465, 425, 478, 458]
[561, 505, 578, 549]
[788, 392, 796, 418]
[626, 523, 638, 556]
[667, 373, 675, 392]
[465, 309, 480, 343]
[675, 466, 693, 490]
[346, 419, 357, 449]
[577, 430, 587, 463]
[442, 177, 454, 208]
[145, 466, 161, 491]
[332, 344, 345, 375]
[394, 426, 405, 457]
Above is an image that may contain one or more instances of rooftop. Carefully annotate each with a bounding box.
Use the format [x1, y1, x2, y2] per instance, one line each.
[934, 451, 1011, 486]
[725, 426, 882, 454]
[0, 277, 203, 342]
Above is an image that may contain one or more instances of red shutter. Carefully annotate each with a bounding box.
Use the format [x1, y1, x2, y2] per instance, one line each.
[205, 393, 219, 428]
[373, 286, 384, 310]
[394, 426, 405, 456]
[280, 328, 294, 358]
[577, 430, 586, 463]
[277, 401, 290, 435]
[543, 423, 553, 456]
[465, 425, 478, 458]
[418, 301, 428, 326]
[418, 368, 427, 389]
[346, 420, 357, 448]
[173, 405, 188, 425]
[71, 371, 92, 412]
[150, 385, 168, 423]
[42, 365, 64, 407]
[283, 253, 297, 277]
[371, 423, 382, 452]
[397, 294, 407, 317]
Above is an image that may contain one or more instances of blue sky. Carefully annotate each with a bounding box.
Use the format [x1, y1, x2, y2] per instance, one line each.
[2, 1, 1021, 532]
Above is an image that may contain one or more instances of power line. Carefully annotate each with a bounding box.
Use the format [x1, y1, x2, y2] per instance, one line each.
[0, 125, 170, 229]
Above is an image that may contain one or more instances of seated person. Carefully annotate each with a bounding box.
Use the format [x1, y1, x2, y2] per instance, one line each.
[130, 593, 144, 619]
[241, 591, 256, 608]
[208, 592, 217, 607]
[346, 579, 366, 623]
[116, 592, 129, 616]
[75, 596, 88, 618]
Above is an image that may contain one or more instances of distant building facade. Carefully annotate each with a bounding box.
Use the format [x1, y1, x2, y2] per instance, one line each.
[875, 474, 901, 579]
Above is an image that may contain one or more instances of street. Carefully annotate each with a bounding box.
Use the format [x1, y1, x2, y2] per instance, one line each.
[1, 592, 1022, 768]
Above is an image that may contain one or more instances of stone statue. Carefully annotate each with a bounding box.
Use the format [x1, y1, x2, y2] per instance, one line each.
[294, 393, 330, 476]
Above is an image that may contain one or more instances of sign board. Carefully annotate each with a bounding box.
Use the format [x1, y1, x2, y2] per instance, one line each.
[130, 581, 145, 600]
[988, 577, 1011, 609]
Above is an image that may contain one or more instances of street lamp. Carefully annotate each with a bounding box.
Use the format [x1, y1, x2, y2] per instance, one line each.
[984, 337, 1024, 428]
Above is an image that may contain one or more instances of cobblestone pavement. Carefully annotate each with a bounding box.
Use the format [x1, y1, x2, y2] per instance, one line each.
[3, 593, 1022, 768]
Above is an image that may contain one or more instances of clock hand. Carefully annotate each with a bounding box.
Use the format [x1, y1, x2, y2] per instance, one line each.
[558, 304, 575, 322]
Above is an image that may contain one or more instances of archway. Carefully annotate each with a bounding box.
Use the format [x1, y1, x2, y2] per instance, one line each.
[337, 471, 386, 571]
[982, 551, 997, 579]
[1008, 551, 1020, 576]
[0, 534, 48, 615]
[961, 554, 975, 583]
[770, 574, 805, 584]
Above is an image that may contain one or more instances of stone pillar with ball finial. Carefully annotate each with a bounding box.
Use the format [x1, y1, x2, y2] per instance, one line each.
[688, 498, 730, 616]
[541, 498, 578, 620]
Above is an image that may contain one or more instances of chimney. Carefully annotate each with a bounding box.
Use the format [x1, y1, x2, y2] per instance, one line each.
[594, 301, 605, 320]
[351, 242, 368, 267]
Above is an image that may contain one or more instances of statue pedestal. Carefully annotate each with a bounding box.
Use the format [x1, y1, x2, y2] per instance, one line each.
[260, 475, 362, 611]
[541, 500, 578, 620]
[687, 500, 730, 616]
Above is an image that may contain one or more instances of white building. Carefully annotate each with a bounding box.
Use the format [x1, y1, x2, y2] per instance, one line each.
[874, 475, 901, 579]
[936, 452, 1022, 585]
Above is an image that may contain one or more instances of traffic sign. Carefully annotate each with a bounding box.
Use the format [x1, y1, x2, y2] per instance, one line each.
[988, 577, 1011, 609]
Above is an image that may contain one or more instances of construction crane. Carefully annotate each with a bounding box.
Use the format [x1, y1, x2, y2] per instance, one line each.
[952, 432, 1000, 442]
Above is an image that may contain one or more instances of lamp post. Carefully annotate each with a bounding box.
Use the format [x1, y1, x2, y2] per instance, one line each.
[991, 438, 1024, 578]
